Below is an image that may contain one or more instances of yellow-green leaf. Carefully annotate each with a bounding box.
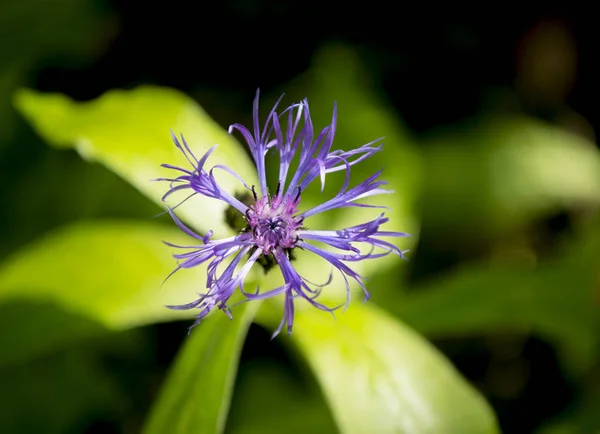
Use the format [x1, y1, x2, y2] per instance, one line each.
[258, 302, 499, 434]
[14, 86, 256, 235]
[144, 301, 258, 434]
[0, 220, 263, 366]
[0, 221, 204, 329]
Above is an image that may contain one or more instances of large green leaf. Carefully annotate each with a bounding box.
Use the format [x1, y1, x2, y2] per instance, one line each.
[0, 221, 201, 328]
[143, 301, 258, 434]
[14, 86, 257, 235]
[0, 221, 254, 365]
[258, 302, 499, 434]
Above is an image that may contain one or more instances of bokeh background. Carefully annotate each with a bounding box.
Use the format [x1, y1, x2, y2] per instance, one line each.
[1, 1, 599, 433]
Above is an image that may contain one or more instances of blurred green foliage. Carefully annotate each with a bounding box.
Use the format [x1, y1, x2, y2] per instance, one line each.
[393, 220, 600, 375]
[1, 346, 122, 432]
[0, 328, 149, 433]
[0, 0, 113, 144]
[421, 116, 600, 237]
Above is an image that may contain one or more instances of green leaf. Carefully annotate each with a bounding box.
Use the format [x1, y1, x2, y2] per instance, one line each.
[0, 221, 201, 328]
[0, 220, 253, 365]
[395, 266, 597, 373]
[389, 222, 600, 374]
[143, 301, 258, 434]
[258, 302, 499, 434]
[422, 116, 600, 236]
[14, 86, 257, 235]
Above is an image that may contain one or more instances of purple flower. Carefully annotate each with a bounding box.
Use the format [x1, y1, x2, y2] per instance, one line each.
[159, 90, 409, 337]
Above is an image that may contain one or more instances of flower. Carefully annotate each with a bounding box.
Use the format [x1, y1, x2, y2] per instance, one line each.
[159, 90, 408, 337]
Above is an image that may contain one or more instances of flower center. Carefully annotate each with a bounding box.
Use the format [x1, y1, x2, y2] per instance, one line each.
[246, 193, 302, 255]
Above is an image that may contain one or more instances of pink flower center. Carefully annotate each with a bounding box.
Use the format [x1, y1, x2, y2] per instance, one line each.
[246, 195, 303, 254]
